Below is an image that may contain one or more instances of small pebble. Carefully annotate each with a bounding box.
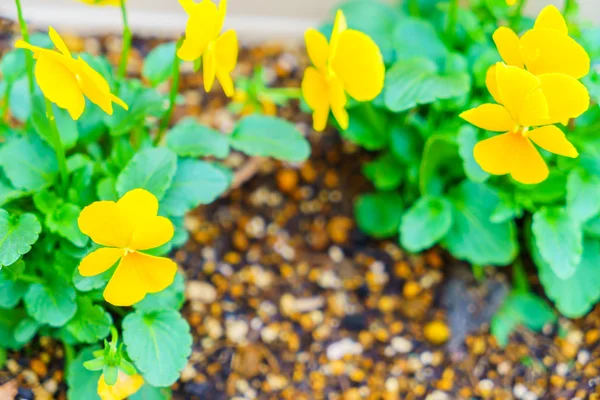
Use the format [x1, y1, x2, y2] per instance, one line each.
[186, 281, 217, 304]
[391, 337, 413, 354]
[326, 338, 363, 360]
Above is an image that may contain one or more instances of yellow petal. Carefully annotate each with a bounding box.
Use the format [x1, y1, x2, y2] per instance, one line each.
[331, 29, 384, 102]
[495, 62, 540, 122]
[330, 9, 348, 54]
[517, 88, 549, 127]
[79, 247, 124, 277]
[116, 188, 160, 235]
[329, 75, 348, 130]
[130, 217, 174, 251]
[78, 201, 131, 248]
[509, 137, 549, 184]
[216, 0, 227, 37]
[473, 132, 516, 175]
[103, 252, 177, 306]
[177, 0, 219, 61]
[520, 29, 590, 79]
[98, 372, 144, 400]
[76, 57, 116, 115]
[534, 5, 568, 34]
[48, 27, 72, 58]
[35, 54, 85, 120]
[214, 30, 238, 97]
[485, 64, 502, 104]
[110, 94, 129, 111]
[177, 38, 203, 61]
[203, 46, 216, 92]
[459, 104, 514, 132]
[302, 67, 330, 131]
[305, 29, 329, 71]
[538, 73, 590, 125]
[492, 27, 524, 68]
[527, 125, 579, 158]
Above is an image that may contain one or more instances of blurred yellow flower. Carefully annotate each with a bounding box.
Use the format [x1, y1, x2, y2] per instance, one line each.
[79, 0, 124, 6]
[177, 0, 238, 97]
[302, 10, 385, 132]
[98, 371, 143, 400]
[460, 63, 586, 185]
[78, 189, 177, 306]
[487, 6, 590, 123]
[232, 89, 277, 116]
[506, 0, 516, 5]
[15, 27, 128, 120]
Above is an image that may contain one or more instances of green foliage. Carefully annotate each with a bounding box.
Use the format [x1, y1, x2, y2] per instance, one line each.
[355, 192, 403, 238]
[0, 211, 41, 267]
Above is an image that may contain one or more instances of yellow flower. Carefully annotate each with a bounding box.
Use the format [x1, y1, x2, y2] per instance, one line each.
[98, 371, 143, 400]
[15, 27, 128, 120]
[177, 0, 238, 97]
[301, 10, 385, 132]
[78, 0, 124, 6]
[77, 189, 177, 306]
[506, 0, 516, 5]
[487, 5, 590, 123]
[460, 63, 585, 185]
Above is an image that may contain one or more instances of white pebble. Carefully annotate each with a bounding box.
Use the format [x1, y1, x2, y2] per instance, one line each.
[513, 384, 527, 399]
[186, 281, 217, 304]
[577, 350, 590, 365]
[326, 338, 363, 360]
[425, 391, 449, 400]
[391, 337, 413, 354]
[226, 320, 249, 344]
[556, 362, 569, 376]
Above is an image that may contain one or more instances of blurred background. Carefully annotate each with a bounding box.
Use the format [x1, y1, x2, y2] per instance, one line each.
[0, 0, 598, 43]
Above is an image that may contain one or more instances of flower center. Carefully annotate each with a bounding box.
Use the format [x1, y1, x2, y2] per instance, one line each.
[123, 248, 135, 256]
[513, 124, 530, 137]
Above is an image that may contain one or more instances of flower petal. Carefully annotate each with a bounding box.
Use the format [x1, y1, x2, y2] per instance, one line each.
[130, 217, 174, 251]
[203, 47, 216, 92]
[492, 27, 524, 68]
[214, 30, 238, 97]
[48, 27, 72, 57]
[485, 64, 502, 104]
[216, 0, 227, 36]
[116, 188, 160, 234]
[177, 38, 203, 61]
[79, 247, 123, 277]
[330, 9, 348, 54]
[330, 76, 348, 130]
[103, 252, 177, 306]
[520, 29, 590, 79]
[76, 57, 115, 115]
[302, 66, 330, 131]
[79, 201, 131, 248]
[305, 29, 329, 71]
[495, 62, 540, 122]
[534, 5, 568, 34]
[517, 88, 549, 127]
[331, 29, 384, 102]
[527, 125, 579, 158]
[538, 73, 590, 124]
[509, 137, 549, 184]
[98, 372, 144, 400]
[473, 132, 518, 176]
[177, 0, 219, 61]
[459, 104, 514, 132]
[35, 54, 85, 120]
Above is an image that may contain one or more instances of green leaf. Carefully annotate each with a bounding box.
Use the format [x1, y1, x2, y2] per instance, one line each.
[230, 115, 310, 162]
[14, 317, 40, 343]
[129, 384, 171, 400]
[490, 193, 523, 223]
[9, 77, 32, 121]
[170, 217, 189, 248]
[31, 97, 79, 150]
[160, 159, 230, 217]
[166, 118, 230, 159]
[142, 42, 178, 86]
[532, 207, 583, 280]
[97, 177, 118, 201]
[67, 347, 102, 400]
[393, 18, 447, 62]
[384, 57, 470, 112]
[0, 308, 27, 349]
[0, 137, 58, 191]
[0, 172, 26, 207]
[362, 153, 403, 191]
[0, 49, 26, 83]
[584, 214, 600, 238]
[442, 181, 518, 266]
[389, 125, 420, 164]
[342, 103, 389, 150]
[566, 169, 600, 224]
[400, 196, 452, 253]
[0, 270, 28, 309]
[355, 192, 403, 238]
[46, 203, 88, 248]
[419, 134, 462, 196]
[123, 309, 192, 387]
[116, 148, 178, 200]
[0, 210, 42, 267]
[33, 190, 62, 214]
[134, 272, 185, 312]
[24, 280, 77, 327]
[534, 237, 600, 318]
[66, 297, 112, 344]
[457, 125, 489, 182]
[73, 268, 112, 293]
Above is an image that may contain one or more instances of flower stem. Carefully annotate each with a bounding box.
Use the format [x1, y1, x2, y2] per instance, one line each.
[408, 0, 420, 17]
[155, 40, 182, 146]
[472, 264, 485, 281]
[45, 99, 69, 194]
[262, 87, 302, 100]
[511, 0, 528, 31]
[512, 259, 530, 293]
[14, 0, 34, 95]
[62, 341, 75, 370]
[117, 0, 132, 83]
[446, 0, 459, 47]
[17, 274, 44, 284]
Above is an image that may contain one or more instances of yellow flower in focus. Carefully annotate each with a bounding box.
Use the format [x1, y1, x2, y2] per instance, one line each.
[78, 0, 124, 6]
[177, 0, 238, 97]
[98, 371, 143, 400]
[487, 6, 590, 123]
[77, 189, 177, 306]
[302, 10, 385, 132]
[460, 63, 585, 185]
[15, 27, 128, 120]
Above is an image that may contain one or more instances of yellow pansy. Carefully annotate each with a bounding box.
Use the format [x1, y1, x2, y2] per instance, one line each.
[77, 189, 177, 306]
[302, 10, 385, 132]
[98, 372, 143, 400]
[232, 89, 277, 116]
[78, 0, 124, 6]
[506, 0, 516, 5]
[177, 0, 238, 97]
[487, 6, 590, 123]
[460, 63, 585, 185]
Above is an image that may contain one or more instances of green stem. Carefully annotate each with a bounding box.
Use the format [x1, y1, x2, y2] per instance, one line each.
[408, 0, 420, 17]
[262, 87, 302, 100]
[511, 0, 528, 31]
[62, 341, 75, 370]
[108, 304, 127, 317]
[512, 259, 530, 293]
[45, 99, 69, 194]
[117, 0, 132, 83]
[17, 274, 44, 284]
[14, 0, 34, 95]
[446, 0, 459, 48]
[472, 264, 485, 281]
[155, 40, 182, 145]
